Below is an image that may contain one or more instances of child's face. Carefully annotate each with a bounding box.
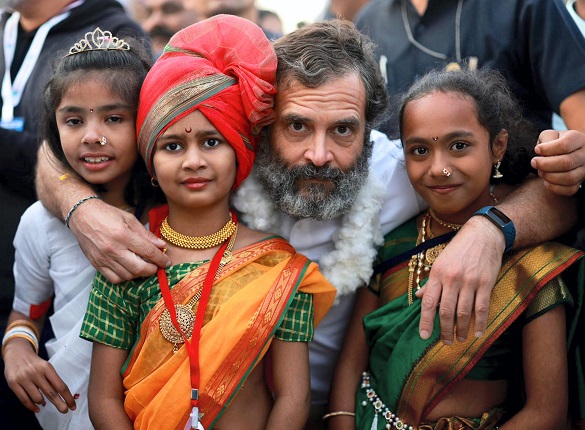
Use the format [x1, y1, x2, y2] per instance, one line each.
[56, 79, 137, 190]
[402, 91, 506, 224]
[152, 110, 236, 211]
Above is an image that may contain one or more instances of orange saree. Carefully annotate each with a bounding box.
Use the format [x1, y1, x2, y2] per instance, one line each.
[122, 235, 335, 429]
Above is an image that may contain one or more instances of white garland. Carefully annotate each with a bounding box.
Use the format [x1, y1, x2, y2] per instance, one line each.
[232, 169, 386, 296]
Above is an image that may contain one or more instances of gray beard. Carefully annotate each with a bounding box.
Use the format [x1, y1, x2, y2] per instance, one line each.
[255, 142, 372, 221]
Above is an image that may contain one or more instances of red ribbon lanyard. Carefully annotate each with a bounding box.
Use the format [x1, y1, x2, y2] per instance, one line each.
[156, 217, 234, 412]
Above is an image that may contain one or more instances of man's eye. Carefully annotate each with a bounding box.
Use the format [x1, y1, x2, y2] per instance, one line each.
[290, 122, 305, 132]
[335, 126, 351, 136]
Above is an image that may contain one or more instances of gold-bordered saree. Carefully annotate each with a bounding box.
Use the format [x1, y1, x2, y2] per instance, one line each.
[122, 208, 336, 429]
[356, 219, 585, 429]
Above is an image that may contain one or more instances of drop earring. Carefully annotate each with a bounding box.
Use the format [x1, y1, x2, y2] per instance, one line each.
[492, 161, 503, 179]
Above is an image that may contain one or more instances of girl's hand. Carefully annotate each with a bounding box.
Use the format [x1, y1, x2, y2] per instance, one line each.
[3, 338, 76, 413]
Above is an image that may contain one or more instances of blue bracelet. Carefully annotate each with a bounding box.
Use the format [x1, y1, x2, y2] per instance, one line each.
[64, 195, 102, 229]
[472, 206, 516, 253]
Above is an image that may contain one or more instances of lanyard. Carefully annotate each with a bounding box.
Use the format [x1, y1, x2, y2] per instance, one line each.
[156, 213, 237, 430]
[1, 8, 73, 122]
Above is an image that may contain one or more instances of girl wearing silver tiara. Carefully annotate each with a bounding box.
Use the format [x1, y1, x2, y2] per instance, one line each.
[2, 28, 160, 430]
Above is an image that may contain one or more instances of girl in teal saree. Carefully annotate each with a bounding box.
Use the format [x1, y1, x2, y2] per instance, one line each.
[329, 69, 585, 430]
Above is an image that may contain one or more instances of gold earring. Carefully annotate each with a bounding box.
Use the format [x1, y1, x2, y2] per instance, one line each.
[492, 161, 503, 179]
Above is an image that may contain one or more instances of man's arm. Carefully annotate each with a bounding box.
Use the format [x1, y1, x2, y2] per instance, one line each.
[418, 174, 577, 344]
[35, 142, 169, 283]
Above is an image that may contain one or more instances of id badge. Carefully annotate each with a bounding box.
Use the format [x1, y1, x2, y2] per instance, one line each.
[184, 406, 204, 430]
[1, 116, 24, 131]
[184, 416, 204, 430]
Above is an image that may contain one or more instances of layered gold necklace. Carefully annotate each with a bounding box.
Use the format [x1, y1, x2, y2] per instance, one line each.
[158, 217, 238, 351]
[407, 211, 462, 305]
[160, 214, 236, 249]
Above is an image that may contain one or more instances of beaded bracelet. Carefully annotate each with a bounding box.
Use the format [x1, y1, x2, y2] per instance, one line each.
[322, 410, 355, 420]
[65, 195, 102, 228]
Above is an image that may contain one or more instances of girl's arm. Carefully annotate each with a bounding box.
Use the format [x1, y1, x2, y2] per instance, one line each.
[265, 339, 310, 430]
[328, 287, 379, 430]
[88, 342, 132, 430]
[3, 310, 76, 413]
[499, 304, 568, 430]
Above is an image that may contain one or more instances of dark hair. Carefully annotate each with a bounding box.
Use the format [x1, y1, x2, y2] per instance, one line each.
[41, 35, 159, 207]
[398, 68, 537, 185]
[272, 19, 388, 143]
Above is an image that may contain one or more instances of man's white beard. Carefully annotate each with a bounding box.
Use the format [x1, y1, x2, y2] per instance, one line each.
[255, 141, 372, 221]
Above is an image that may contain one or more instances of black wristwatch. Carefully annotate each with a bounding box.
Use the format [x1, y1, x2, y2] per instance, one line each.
[472, 206, 516, 253]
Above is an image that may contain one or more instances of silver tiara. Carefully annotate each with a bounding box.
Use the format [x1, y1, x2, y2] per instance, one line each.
[66, 27, 130, 57]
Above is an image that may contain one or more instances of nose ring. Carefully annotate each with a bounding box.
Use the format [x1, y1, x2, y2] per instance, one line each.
[100, 136, 107, 146]
[442, 168, 451, 177]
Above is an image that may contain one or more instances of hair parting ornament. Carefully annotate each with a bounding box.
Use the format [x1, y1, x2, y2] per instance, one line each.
[65, 27, 130, 57]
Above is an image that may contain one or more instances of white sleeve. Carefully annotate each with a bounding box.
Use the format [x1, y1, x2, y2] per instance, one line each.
[12, 202, 55, 317]
[369, 130, 427, 235]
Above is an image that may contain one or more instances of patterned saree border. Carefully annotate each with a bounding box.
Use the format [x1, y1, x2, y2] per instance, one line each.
[397, 243, 583, 425]
[205, 252, 311, 428]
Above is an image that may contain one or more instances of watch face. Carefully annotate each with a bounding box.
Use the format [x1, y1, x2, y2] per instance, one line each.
[489, 207, 511, 224]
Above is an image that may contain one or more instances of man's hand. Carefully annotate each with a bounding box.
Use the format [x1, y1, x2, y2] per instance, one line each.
[416, 216, 504, 344]
[68, 199, 170, 283]
[531, 129, 585, 196]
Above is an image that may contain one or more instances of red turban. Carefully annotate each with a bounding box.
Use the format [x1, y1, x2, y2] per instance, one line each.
[136, 14, 277, 189]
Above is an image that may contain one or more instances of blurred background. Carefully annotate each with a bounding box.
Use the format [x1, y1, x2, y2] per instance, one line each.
[255, 0, 329, 33]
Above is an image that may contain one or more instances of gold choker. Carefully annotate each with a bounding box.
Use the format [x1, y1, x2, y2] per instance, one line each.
[160, 215, 236, 249]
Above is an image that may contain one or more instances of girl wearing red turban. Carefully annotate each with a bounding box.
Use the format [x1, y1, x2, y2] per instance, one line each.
[81, 14, 336, 430]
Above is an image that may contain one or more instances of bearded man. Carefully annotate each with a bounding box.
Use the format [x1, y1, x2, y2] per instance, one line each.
[36, 19, 583, 428]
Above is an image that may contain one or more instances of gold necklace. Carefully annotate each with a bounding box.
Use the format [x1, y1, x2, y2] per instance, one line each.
[429, 209, 463, 231]
[407, 212, 454, 305]
[159, 224, 238, 352]
[160, 214, 236, 249]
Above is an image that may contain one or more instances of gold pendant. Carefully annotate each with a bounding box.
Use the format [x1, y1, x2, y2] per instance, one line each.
[159, 304, 195, 352]
[425, 244, 446, 265]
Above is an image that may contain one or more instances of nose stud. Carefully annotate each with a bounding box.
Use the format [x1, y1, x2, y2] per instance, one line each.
[442, 168, 451, 177]
[100, 136, 107, 146]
